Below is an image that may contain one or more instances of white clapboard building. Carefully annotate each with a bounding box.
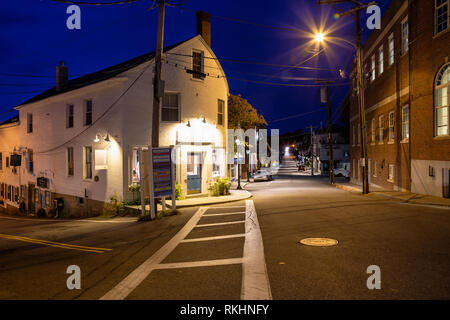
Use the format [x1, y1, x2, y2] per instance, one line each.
[0, 12, 229, 217]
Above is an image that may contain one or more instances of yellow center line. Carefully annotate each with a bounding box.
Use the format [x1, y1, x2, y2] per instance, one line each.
[0, 233, 112, 253]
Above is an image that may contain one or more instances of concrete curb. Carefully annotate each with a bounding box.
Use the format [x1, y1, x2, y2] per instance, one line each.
[334, 184, 362, 193]
[166, 190, 253, 209]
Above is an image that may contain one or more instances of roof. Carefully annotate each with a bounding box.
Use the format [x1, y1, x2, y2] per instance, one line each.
[0, 115, 19, 126]
[18, 37, 194, 107]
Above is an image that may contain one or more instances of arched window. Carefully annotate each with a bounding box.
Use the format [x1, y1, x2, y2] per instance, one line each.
[435, 64, 450, 136]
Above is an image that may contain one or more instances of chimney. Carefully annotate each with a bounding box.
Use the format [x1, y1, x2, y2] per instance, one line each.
[56, 61, 68, 91]
[196, 11, 211, 48]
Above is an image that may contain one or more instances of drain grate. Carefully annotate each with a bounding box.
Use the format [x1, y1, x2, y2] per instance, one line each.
[299, 238, 338, 247]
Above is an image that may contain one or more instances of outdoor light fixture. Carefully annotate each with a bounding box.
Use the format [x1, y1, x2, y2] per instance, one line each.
[202, 117, 206, 123]
[186, 120, 191, 127]
[314, 32, 325, 43]
[93, 134, 100, 143]
[104, 134, 110, 142]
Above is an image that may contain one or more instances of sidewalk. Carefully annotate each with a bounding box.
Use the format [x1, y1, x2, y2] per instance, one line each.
[334, 181, 450, 208]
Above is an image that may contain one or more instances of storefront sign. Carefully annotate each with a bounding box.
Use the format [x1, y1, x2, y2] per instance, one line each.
[150, 147, 173, 198]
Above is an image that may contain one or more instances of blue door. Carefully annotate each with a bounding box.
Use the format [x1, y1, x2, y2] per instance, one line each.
[187, 152, 202, 194]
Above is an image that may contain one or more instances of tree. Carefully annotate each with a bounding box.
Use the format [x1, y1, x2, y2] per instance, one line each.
[228, 94, 267, 130]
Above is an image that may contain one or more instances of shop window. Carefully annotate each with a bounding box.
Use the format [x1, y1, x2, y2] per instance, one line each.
[94, 148, 107, 170]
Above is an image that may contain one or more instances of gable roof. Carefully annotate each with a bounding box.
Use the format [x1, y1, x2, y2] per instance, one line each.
[17, 36, 195, 108]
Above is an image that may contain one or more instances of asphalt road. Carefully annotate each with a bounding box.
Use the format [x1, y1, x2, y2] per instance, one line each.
[0, 175, 449, 299]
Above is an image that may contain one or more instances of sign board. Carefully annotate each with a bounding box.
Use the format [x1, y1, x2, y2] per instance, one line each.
[150, 147, 173, 198]
[37, 177, 49, 189]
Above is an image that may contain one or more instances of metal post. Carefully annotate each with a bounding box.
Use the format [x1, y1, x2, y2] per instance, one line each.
[138, 148, 145, 217]
[327, 84, 335, 184]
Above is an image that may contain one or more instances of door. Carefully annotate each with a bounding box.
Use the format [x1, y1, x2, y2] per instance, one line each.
[187, 152, 202, 194]
[28, 183, 35, 214]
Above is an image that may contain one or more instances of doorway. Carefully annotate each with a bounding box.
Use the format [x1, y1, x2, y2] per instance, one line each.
[28, 183, 35, 214]
[187, 152, 202, 194]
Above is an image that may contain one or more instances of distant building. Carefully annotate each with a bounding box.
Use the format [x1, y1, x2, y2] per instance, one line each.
[0, 13, 230, 217]
[314, 131, 350, 173]
[349, 0, 450, 197]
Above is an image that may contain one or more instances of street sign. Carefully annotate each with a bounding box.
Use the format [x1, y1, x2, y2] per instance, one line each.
[151, 147, 173, 198]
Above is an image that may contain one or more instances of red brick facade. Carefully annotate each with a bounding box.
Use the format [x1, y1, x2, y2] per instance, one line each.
[350, 0, 450, 197]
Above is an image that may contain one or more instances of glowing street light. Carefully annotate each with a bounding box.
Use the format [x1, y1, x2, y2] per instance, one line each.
[314, 32, 325, 43]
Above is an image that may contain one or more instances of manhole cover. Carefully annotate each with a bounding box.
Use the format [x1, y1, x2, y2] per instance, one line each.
[299, 238, 338, 247]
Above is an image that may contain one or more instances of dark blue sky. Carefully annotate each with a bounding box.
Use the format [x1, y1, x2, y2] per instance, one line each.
[0, 0, 392, 133]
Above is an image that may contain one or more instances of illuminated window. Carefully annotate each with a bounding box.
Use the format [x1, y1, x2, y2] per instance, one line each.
[371, 118, 376, 142]
[388, 164, 395, 182]
[401, 17, 409, 54]
[436, 0, 449, 34]
[388, 33, 394, 66]
[402, 105, 409, 140]
[94, 149, 107, 170]
[131, 148, 141, 183]
[436, 64, 450, 136]
[378, 45, 384, 75]
[371, 55, 376, 81]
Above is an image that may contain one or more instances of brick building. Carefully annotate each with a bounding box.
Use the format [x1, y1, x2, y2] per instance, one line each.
[350, 0, 450, 197]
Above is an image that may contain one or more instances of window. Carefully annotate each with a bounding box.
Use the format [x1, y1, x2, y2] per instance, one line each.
[15, 187, 19, 203]
[212, 148, 224, 178]
[162, 93, 179, 122]
[373, 161, 377, 177]
[371, 55, 376, 81]
[0, 183, 4, 198]
[379, 115, 384, 143]
[27, 150, 33, 173]
[94, 149, 107, 170]
[27, 113, 33, 133]
[388, 33, 394, 66]
[131, 148, 141, 183]
[0, 152, 2, 171]
[67, 147, 74, 176]
[389, 111, 395, 141]
[436, 0, 449, 34]
[371, 118, 376, 142]
[66, 104, 74, 128]
[435, 63, 450, 136]
[84, 100, 92, 126]
[7, 185, 11, 201]
[217, 99, 224, 126]
[402, 105, 409, 140]
[401, 17, 409, 54]
[378, 45, 384, 75]
[83, 146, 92, 179]
[6, 157, 9, 168]
[192, 51, 204, 79]
[388, 164, 395, 182]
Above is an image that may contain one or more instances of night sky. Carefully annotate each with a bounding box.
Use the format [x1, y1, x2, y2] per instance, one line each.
[1, 0, 392, 133]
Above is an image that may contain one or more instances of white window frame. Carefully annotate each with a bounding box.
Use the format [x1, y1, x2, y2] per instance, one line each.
[388, 164, 395, 182]
[389, 111, 395, 142]
[378, 45, 384, 75]
[83, 146, 93, 180]
[192, 50, 204, 80]
[379, 115, 384, 143]
[371, 55, 376, 81]
[402, 105, 409, 140]
[83, 99, 93, 126]
[218, 99, 225, 126]
[388, 33, 394, 66]
[435, 0, 449, 35]
[401, 16, 409, 55]
[161, 92, 180, 122]
[435, 63, 450, 136]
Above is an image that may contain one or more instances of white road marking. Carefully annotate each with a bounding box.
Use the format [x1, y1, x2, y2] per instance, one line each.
[195, 221, 245, 228]
[180, 234, 246, 243]
[154, 258, 244, 269]
[208, 206, 246, 209]
[241, 200, 272, 300]
[100, 207, 208, 300]
[203, 211, 245, 216]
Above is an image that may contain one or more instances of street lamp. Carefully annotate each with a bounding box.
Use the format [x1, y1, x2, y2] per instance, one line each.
[313, 32, 369, 194]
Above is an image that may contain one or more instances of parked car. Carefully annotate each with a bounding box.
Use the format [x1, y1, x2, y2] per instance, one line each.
[334, 163, 350, 179]
[253, 169, 273, 181]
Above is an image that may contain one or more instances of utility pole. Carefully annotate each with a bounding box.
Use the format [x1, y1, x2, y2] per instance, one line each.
[317, 0, 374, 194]
[306, 125, 317, 176]
[150, 0, 166, 216]
[326, 83, 335, 184]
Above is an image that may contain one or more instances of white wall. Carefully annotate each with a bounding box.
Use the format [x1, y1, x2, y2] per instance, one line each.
[411, 159, 450, 198]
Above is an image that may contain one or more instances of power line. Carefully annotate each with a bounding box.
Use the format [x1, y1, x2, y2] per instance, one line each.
[269, 109, 323, 123]
[165, 52, 339, 72]
[49, 0, 141, 5]
[226, 77, 350, 88]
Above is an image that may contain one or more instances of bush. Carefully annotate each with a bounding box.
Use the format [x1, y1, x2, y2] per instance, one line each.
[175, 182, 184, 200]
[209, 177, 231, 196]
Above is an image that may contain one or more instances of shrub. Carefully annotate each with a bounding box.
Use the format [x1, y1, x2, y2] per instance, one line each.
[175, 182, 184, 200]
[209, 177, 231, 196]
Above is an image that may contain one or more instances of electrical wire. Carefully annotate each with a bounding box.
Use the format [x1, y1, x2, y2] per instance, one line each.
[269, 109, 324, 123]
[49, 0, 141, 5]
